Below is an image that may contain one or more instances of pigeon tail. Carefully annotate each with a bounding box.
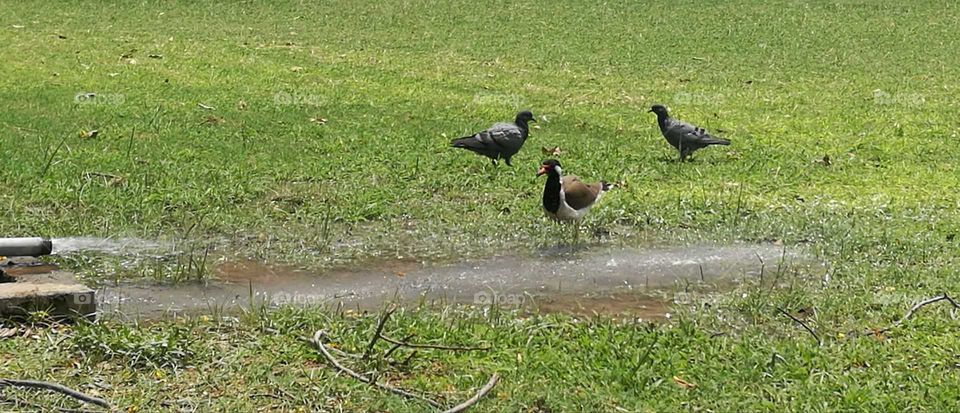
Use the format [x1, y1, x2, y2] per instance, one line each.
[450, 135, 481, 148]
[703, 137, 731, 146]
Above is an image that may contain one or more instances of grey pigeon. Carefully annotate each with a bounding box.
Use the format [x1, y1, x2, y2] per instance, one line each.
[649, 104, 730, 161]
[450, 110, 536, 166]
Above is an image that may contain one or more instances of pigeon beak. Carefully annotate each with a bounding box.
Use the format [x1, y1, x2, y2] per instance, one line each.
[647, 108, 654, 113]
[536, 165, 549, 177]
[530, 117, 537, 123]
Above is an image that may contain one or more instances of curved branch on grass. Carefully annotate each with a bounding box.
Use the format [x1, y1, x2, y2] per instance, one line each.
[877, 293, 960, 334]
[0, 378, 112, 409]
[439, 373, 499, 413]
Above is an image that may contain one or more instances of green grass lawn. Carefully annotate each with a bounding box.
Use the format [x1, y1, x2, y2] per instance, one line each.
[2, 0, 960, 411]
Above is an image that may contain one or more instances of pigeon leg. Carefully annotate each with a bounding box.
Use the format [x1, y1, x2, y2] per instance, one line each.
[504, 157, 513, 167]
[490, 158, 498, 166]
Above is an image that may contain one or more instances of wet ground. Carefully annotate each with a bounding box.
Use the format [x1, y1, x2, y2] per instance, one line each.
[83, 242, 823, 320]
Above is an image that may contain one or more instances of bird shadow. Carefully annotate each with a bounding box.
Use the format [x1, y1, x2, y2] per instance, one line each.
[535, 243, 589, 257]
[658, 155, 691, 164]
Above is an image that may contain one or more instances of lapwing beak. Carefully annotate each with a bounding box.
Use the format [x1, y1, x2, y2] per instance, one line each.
[536, 165, 549, 177]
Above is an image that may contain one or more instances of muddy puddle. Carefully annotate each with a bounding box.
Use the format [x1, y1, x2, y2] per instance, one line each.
[93, 243, 823, 320]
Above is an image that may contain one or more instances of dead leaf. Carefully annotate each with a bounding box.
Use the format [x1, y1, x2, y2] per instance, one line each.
[672, 376, 696, 389]
[290, 66, 304, 72]
[202, 115, 225, 125]
[813, 154, 831, 166]
[79, 129, 100, 139]
[309, 117, 327, 125]
[197, 102, 215, 110]
[84, 172, 126, 187]
[394, 271, 405, 278]
[237, 100, 248, 111]
[793, 307, 814, 319]
[541, 146, 562, 156]
[0, 327, 19, 339]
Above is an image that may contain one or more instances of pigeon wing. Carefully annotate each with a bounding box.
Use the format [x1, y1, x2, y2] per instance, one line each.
[666, 119, 729, 146]
[451, 123, 524, 156]
[484, 122, 525, 155]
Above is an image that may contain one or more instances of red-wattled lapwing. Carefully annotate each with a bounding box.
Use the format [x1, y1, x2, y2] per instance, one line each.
[536, 159, 612, 243]
[450, 110, 536, 166]
[649, 104, 730, 161]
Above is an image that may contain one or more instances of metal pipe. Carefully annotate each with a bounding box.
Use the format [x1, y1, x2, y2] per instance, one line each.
[0, 238, 53, 257]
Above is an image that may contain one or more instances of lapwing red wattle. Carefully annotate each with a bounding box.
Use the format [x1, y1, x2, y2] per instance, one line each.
[537, 159, 611, 223]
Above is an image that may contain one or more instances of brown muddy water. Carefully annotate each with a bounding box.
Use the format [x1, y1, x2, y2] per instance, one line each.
[79, 242, 823, 320]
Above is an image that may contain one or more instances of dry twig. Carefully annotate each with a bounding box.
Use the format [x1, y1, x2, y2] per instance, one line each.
[364, 305, 398, 359]
[439, 374, 499, 413]
[379, 334, 491, 352]
[0, 378, 111, 409]
[776, 307, 821, 346]
[308, 330, 441, 408]
[383, 334, 416, 360]
[877, 293, 960, 334]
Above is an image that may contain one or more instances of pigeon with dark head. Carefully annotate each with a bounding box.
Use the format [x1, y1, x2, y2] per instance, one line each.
[649, 104, 730, 161]
[537, 159, 611, 222]
[450, 110, 535, 166]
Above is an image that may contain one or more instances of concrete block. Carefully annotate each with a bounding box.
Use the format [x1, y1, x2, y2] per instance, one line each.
[0, 258, 96, 321]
